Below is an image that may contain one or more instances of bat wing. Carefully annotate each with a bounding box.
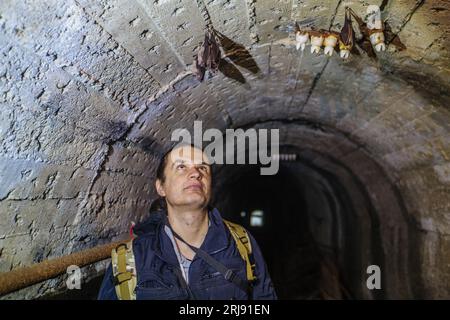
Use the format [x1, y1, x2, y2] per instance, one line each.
[385, 21, 406, 51]
[358, 38, 377, 59]
[340, 11, 355, 47]
[208, 30, 221, 72]
[193, 56, 206, 81]
[197, 33, 208, 68]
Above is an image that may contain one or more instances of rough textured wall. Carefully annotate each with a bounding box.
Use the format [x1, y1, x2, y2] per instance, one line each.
[0, 0, 449, 298]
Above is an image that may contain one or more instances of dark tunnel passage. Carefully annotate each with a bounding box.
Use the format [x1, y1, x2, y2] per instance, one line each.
[215, 161, 329, 299]
[201, 119, 425, 300]
[212, 145, 387, 299]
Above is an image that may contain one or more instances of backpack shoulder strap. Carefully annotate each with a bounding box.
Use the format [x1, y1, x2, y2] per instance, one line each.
[110, 212, 165, 300]
[111, 240, 137, 300]
[223, 219, 257, 282]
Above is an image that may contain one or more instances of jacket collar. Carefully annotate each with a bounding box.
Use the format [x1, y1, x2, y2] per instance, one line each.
[199, 207, 231, 254]
[151, 208, 231, 266]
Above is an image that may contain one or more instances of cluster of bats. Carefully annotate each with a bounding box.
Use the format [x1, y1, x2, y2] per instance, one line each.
[192, 5, 406, 81]
[294, 5, 406, 59]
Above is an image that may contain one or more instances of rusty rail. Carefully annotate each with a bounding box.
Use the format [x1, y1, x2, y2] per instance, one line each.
[0, 237, 131, 296]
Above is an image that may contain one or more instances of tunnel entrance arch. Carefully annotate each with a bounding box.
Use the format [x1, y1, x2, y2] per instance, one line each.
[212, 121, 420, 299]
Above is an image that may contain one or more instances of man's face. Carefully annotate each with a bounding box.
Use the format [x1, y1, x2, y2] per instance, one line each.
[156, 145, 212, 211]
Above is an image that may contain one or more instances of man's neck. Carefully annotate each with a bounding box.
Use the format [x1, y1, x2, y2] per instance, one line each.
[166, 206, 209, 248]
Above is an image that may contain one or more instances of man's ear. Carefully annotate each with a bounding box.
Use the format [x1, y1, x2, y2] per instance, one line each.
[155, 179, 166, 197]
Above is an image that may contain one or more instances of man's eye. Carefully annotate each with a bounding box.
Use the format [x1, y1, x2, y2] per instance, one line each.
[176, 164, 185, 170]
[199, 166, 208, 172]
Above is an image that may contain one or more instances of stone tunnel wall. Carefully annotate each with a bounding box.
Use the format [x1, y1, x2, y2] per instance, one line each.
[0, 0, 449, 298]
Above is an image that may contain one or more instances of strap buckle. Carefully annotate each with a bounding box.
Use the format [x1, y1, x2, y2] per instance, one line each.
[224, 269, 235, 281]
[114, 272, 132, 286]
[115, 243, 128, 252]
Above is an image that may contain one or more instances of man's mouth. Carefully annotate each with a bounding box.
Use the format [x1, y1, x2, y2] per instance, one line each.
[185, 183, 203, 191]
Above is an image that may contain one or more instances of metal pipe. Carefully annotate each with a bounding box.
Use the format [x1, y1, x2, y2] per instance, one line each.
[0, 237, 131, 296]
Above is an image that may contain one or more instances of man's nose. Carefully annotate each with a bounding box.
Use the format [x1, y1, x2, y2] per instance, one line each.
[188, 166, 202, 179]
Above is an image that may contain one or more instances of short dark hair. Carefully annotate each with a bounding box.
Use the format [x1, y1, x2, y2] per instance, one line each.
[156, 148, 172, 184]
[156, 143, 212, 184]
[152, 149, 172, 213]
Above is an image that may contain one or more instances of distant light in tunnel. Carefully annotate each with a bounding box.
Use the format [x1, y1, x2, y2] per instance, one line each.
[250, 210, 264, 227]
[240, 211, 246, 218]
[272, 153, 297, 161]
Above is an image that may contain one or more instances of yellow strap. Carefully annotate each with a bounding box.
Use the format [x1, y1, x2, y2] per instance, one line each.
[223, 219, 257, 282]
[116, 245, 131, 300]
[112, 242, 136, 300]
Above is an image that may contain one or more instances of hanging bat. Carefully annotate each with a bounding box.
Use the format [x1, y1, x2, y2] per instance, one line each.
[347, 7, 377, 59]
[339, 7, 356, 59]
[193, 28, 221, 81]
[295, 22, 309, 51]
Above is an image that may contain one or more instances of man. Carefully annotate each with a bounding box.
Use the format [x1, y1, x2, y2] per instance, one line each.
[98, 143, 277, 300]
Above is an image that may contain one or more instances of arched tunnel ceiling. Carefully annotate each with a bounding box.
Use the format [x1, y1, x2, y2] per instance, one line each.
[0, 0, 449, 299]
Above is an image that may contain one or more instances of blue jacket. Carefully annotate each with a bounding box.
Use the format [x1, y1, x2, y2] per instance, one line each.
[98, 208, 277, 300]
